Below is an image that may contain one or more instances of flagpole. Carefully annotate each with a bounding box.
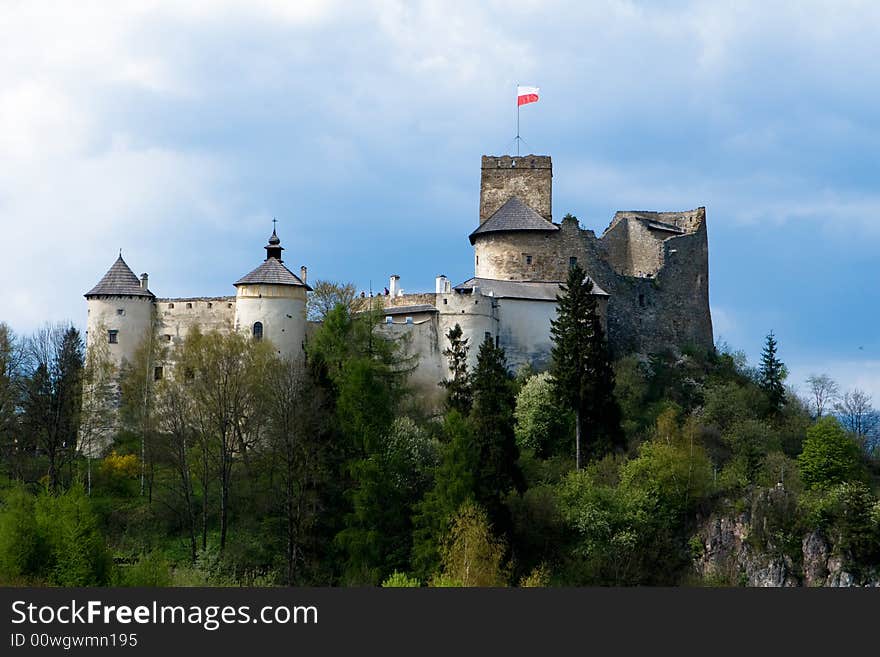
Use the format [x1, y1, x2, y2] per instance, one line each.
[516, 84, 520, 156]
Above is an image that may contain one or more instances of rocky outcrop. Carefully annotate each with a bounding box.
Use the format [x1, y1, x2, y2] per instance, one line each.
[692, 489, 880, 587]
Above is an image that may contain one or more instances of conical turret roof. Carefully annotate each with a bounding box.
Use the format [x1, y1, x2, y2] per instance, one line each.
[85, 254, 154, 298]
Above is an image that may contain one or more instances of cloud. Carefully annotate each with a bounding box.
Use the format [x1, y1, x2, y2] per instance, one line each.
[789, 360, 880, 407]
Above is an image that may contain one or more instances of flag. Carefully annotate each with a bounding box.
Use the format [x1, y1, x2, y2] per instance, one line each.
[517, 86, 539, 106]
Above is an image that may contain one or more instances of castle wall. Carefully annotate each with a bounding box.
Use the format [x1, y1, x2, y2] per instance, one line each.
[495, 298, 558, 373]
[155, 296, 236, 346]
[377, 315, 446, 407]
[86, 295, 154, 369]
[234, 284, 308, 360]
[480, 155, 552, 224]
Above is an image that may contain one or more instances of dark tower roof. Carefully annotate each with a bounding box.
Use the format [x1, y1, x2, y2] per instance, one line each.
[469, 196, 558, 244]
[85, 254, 154, 298]
[235, 228, 311, 290]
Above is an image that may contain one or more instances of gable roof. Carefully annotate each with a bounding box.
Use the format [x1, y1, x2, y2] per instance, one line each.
[469, 196, 558, 244]
[85, 255, 154, 298]
[234, 257, 312, 290]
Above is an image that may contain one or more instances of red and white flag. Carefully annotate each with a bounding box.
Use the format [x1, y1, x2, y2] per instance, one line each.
[517, 86, 540, 106]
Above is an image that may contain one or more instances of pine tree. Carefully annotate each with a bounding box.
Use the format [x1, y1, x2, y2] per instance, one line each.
[759, 330, 787, 413]
[550, 263, 623, 469]
[440, 323, 472, 415]
[469, 334, 524, 529]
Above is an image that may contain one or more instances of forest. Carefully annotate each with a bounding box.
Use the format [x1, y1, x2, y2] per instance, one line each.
[1, 265, 878, 587]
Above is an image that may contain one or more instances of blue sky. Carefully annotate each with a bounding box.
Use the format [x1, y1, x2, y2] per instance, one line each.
[1, 1, 878, 399]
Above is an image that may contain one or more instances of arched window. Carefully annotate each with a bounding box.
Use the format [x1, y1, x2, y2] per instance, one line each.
[252, 321, 263, 341]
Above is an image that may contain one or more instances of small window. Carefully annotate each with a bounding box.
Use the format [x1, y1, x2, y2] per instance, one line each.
[443, 298, 448, 305]
[186, 302, 193, 309]
[227, 303, 233, 309]
[207, 302, 213, 308]
[164, 334, 172, 342]
[385, 316, 393, 324]
[184, 367, 194, 381]
[153, 366, 163, 381]
[405, 317, 413, 324]
[569, 256, 578, 268]
[476, 255, 479, 266]
[525, 254, 532, 265]
[252, 321, 263, 341]
[484, 331, 492, 342]
[108, 330, 118, 344]
[638, 293, 645, 308]
[168, 303, 174, 309]
[116, 308, 125, 316]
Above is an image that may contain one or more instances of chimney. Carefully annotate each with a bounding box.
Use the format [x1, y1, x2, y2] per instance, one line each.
[435, 274, 448, 294]
[300, 266, 308, 284]
[389, 274, 400, 299]
[140, 273, 149, 290]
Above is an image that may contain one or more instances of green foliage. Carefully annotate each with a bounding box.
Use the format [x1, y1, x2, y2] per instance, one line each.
[381, 571, 421, 587]
[758, 331, 787, 413]
[117, 550, 173, 587]
[550, 263, 623, 465]
[0, 485, 110, 585]
[440, 323, 472, 415]
[514, 372, 573, 458]
[798, 416, 864, 489]
[469, 335, 524, 529]
[800, 483, 880, 567]
[435, 500, 508, 587]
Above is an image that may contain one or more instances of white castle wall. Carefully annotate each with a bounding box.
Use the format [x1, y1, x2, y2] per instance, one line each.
[155, 296, 237, 347]
[234, 283, 307, 360]
[86, 295, 154, 369]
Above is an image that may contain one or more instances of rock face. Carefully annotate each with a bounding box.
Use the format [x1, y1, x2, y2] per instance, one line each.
[693, 489, 880, 587]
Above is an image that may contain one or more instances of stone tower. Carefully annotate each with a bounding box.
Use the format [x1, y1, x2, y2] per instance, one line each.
[233, 228, 311, 360]
[479, 154, 552, 224]
[472, 155, 558, 281]
[84, 254, 155, 369]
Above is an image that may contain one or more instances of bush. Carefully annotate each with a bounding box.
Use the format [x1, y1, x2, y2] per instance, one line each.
[514, 372, 573, 458]
[381, 571, 421, 587]
[118, 551, 172, 587]
[798, 417, 863, 489]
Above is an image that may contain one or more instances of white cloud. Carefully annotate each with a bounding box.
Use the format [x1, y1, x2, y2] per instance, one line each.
[789, 360, 880, 406]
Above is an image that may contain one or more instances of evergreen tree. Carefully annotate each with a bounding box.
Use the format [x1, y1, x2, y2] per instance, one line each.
[440, 323, 472, 415]
[469, 335, 524, 529]
[759, 331, 787, 412]
[550, 263, 623, 469]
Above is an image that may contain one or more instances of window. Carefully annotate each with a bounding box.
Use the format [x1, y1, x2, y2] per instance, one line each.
[227, 303, 233, 309]
[638, 293, 645, 308]
[153, 366, 163, 381]
[186, 302, 193, 309]
[164, 334, 172, 342]
[116, 308, 125, 316]
[524, 254, 532, 265]
[168, 303, 174, 309]
[108, 330, 118, 344]
[405, 317, 413, 324]
[484, 331, 492, 342]
[476, 255, 479, 266]
[569, 256, 578, 268]
[443, 298, 448, 305]
[385, 316, 393, 324]
[207, 302, 213, 308]
[184, 367, 194, 381]
[252, 321, 263, 341]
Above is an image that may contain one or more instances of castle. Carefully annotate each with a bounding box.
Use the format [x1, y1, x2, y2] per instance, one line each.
[84, 153, 712, 410]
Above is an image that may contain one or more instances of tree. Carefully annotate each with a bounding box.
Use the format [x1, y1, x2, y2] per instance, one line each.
[22, 324, 84, 494]
[514, 371, 573, 458]
[179, 329, 274, 552]
[411, 410, 478, 579]
[469, 334, 525, 528]
[806, 374, 839, 418]
[79, 324, 117, 495]
[440, 323, 472, 415]
[758, 331, 787, 413]
[835, 389, 878, 447]
[0, 323, 25, 480]
[550, 262, 623, 468]
[307, 279, 357, 322]
[798, 416, 863, 489]
[434, 500, 508, 587]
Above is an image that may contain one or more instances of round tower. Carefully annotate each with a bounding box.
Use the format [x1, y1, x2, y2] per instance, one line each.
[84, 254, 155, 369]
[233, 226, 311, 360]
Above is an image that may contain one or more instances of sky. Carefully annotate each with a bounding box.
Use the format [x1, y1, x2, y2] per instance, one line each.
[1, 0, 878, 401]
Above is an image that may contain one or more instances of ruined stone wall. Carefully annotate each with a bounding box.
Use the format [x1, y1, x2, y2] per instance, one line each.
[479, 155, 552, 223]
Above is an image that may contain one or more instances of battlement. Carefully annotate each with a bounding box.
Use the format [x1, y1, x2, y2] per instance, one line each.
[480, 154, 552, 224]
